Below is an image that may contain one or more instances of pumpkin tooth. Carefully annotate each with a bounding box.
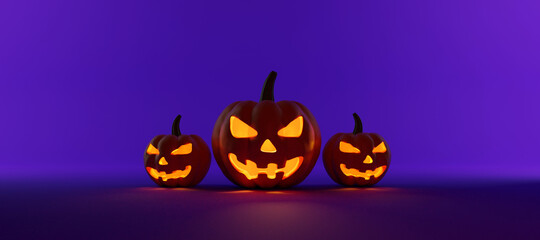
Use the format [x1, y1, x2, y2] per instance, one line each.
[245, 160, 259, 179]
[266, 163, 278, 179]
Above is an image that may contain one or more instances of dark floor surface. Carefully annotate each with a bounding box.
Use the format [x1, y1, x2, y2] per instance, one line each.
[1, 176, 539, 239]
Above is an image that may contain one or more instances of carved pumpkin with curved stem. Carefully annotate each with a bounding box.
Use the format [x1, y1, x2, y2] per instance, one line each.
[144, 115, 211, 187]
[212, 71, 321, 188]
[323, 113, 391, 186]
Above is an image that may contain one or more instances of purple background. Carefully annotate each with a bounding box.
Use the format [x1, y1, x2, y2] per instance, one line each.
[3, 0, 539, 181]
[1, 0, 539, 238]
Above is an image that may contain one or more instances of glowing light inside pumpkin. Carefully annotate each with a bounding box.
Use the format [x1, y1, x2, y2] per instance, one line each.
[146, 144, 160, 155]
[372, 142, 387, 153]
[146, 166, 192, 181]
[230, 116, 258, 138]
[277, 116, 304, 138]
[363, 155, 373, 164]
[260, 139, 277, 153]
[158, 157, 168, 165]
[171, 143, 193, 155]
[339, 141, 360, 153]
[340, 164, 386, 180]
[228, 153, 303, 180]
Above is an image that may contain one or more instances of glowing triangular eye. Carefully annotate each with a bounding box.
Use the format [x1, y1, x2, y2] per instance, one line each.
[171, 143, 192, 155]
[230, 116, 258, 138]
[277, 116, 303, 138]
[146, 144, 159, 155]
[373, 142, 387, 153]
[339, 141, 360, 153]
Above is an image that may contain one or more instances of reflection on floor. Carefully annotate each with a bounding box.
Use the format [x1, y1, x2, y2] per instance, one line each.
[1, 178, 539, 239]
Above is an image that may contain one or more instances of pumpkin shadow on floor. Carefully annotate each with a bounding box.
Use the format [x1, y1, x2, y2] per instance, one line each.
[153, 184, 397, 194]
[196, 184, 341, 191]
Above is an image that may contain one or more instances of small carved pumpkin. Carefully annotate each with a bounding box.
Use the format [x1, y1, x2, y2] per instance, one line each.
[323, 113, 390, 186]
[212, 71, 321, 188]
[144, 115, 211, 187]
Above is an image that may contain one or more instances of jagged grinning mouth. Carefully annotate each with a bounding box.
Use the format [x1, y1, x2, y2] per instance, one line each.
[146, 166, 191, 181]
[228, 153, 303, 180]
[340, 164, 387, 180]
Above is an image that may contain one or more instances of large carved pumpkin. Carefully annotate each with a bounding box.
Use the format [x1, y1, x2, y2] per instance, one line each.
[323, 113, 391, 186]
[212, 71, 321, 188]
[144, 115, 211, 187]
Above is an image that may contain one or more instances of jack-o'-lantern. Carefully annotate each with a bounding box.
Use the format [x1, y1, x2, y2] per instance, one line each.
[144, 115, 211, 187]
[212, 71, 321, 188]
[323, 113, 390, 186]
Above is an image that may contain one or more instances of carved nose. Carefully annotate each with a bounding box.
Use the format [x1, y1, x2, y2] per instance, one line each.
[363, 155, 373, 164]
[159, 157, 169, 165]
[260, 139, 277, 153]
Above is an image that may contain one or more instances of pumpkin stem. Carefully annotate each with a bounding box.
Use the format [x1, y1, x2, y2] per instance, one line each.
[352, 113, 363, 134]
[172, 115, 182, 136]
[260, 71, 277, 102]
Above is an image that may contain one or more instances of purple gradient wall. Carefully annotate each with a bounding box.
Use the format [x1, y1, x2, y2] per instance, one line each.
[1, 0, 539, 183]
